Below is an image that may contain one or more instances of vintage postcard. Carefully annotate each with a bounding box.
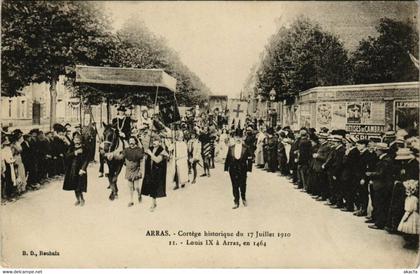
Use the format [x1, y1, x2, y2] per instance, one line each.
[1, 1, 419, 270]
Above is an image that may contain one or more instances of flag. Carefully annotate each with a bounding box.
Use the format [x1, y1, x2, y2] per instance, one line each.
[408, 51, 419, 69]
[159, 101, 181, 125]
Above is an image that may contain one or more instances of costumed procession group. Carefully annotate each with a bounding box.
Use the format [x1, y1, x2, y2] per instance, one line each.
[1, 105, 419, 249]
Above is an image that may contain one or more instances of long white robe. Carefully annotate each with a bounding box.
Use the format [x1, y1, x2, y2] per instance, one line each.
[175, 141, 189, 184]
[255, 132, 266, 165]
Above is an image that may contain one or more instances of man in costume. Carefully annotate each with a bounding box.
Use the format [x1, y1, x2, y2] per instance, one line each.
[112, 106, 132, 141]
[224, 128, 253, 209]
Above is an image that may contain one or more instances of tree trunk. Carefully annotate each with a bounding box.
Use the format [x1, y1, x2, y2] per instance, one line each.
[49, 79, 58, 130]
[79, 96, 83, 126]
[106, 98, 111, 124]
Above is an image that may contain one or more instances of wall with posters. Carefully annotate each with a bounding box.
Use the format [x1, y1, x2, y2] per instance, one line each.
[297, 82, 419, 139]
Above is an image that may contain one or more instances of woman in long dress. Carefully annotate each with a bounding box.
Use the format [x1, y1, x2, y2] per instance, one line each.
[255, 127, 266, 168]
[217, 129, 229, 161]
[141, 134, 167, 212]
[63, 133, 89, 206]
[1, 135, 16, 201]
[165, 137, 176, 188]
[10, 130, 27, 194]
[174, 131, 189, 188]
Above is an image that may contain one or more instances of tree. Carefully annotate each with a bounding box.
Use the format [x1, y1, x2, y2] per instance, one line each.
[113, 16, 210, 106]
[254, 17, 351, 99]
[2, 1, 115, 128]
[351, 18, 419, 84]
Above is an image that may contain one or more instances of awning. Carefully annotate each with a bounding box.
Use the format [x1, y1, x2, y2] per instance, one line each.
[75, 65, 177, 93]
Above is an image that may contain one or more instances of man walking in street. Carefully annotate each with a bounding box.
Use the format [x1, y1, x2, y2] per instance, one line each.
[224, 128, 253, 209]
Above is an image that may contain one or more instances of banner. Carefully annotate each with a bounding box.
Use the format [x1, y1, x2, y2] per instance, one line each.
[228, 99, 248, 128]
[159, 101, 181, 125]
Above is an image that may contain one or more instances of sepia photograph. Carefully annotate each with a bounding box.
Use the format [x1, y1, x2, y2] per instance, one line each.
[1, 0, 419, 271]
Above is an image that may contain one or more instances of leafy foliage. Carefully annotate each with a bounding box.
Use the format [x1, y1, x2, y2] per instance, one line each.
[2, 1, 114, 94]
[351, 18, 419, 84]
[2, 2, 209, 108]
[255, 18, 351, 98]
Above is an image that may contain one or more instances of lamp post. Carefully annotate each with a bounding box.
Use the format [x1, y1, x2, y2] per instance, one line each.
[269, 88, 276, 127]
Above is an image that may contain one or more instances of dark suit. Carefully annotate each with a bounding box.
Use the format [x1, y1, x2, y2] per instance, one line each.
[112, 116, 132, 141]
[341, 147, 361, 211]
[367, 154, 394, 228]
[224, 144, 253, 205]
[324, 144, 345, 206]
[313, 141, 331, 199]
[357, 149, 373, 213]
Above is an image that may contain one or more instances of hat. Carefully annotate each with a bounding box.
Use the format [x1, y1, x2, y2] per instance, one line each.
[395, 148, 415, 160]
[384, 131, 396, 138]
[318, 132, 329, 139]
[320, 127, 329, 133]
[29, 128, 40, 135]
[375, 142, 389, 151]
[329, 134, 343, 142]
[345, 135, 358, 144]
[234, 128, 243, 138]
[331, 129, 347, 138]
[53, 123, 66, 133]
[117, 105, 127, 112]
[403, 179, 418, 195]
[300, 129, 308, 137]
[1, 134, 11, 145]
[10, 129, 23, 142]
[356, 139, 369, 146]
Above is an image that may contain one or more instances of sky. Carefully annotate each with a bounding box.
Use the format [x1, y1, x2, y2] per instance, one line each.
[103, 1, 417, 97]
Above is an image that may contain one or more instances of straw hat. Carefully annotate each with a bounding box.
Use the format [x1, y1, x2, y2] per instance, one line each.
[375, 142, 389, 151]
[403, 179, 418, 195]
[328, 135, 343, 142]
[395, 148, 415, 160]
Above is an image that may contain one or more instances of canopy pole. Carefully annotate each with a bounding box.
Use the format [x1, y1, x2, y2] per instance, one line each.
[148, 86, 160, 149]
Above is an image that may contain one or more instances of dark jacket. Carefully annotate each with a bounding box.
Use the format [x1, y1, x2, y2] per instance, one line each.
[296, 138, 312, 165]
[313, 141, 331, 172]
[112, 116, 132, 140]
[324, 144, 345, 178]
[367, 154, 394, 191]
[224, 144, 253, 176]
[63, 145, 89, 192]
[341, 147, 361, 182]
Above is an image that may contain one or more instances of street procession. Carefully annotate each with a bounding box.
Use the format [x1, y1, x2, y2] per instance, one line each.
[0, 0, 419, 270]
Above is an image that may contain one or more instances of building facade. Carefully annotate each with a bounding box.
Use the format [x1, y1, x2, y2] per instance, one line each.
[296, 81, 419, 139]
[1, 76, 81, 130]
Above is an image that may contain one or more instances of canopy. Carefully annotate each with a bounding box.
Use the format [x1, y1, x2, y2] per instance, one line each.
[75, 65, 177, 93]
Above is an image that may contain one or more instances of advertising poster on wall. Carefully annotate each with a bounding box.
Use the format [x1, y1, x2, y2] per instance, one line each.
[346, 103, 362, 124]
[331, 102, 347, 129]
[300, 115, 311, 128]
[316, 103, 332, 127]
[395, 100, 419, 132]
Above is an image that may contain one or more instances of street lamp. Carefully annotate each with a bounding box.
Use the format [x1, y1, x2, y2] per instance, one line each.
[269, 88, 276, 102]
[268, 88, 277, 127]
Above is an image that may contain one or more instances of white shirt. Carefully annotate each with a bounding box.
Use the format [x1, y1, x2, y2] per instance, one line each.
[234, 144, 242, 160]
